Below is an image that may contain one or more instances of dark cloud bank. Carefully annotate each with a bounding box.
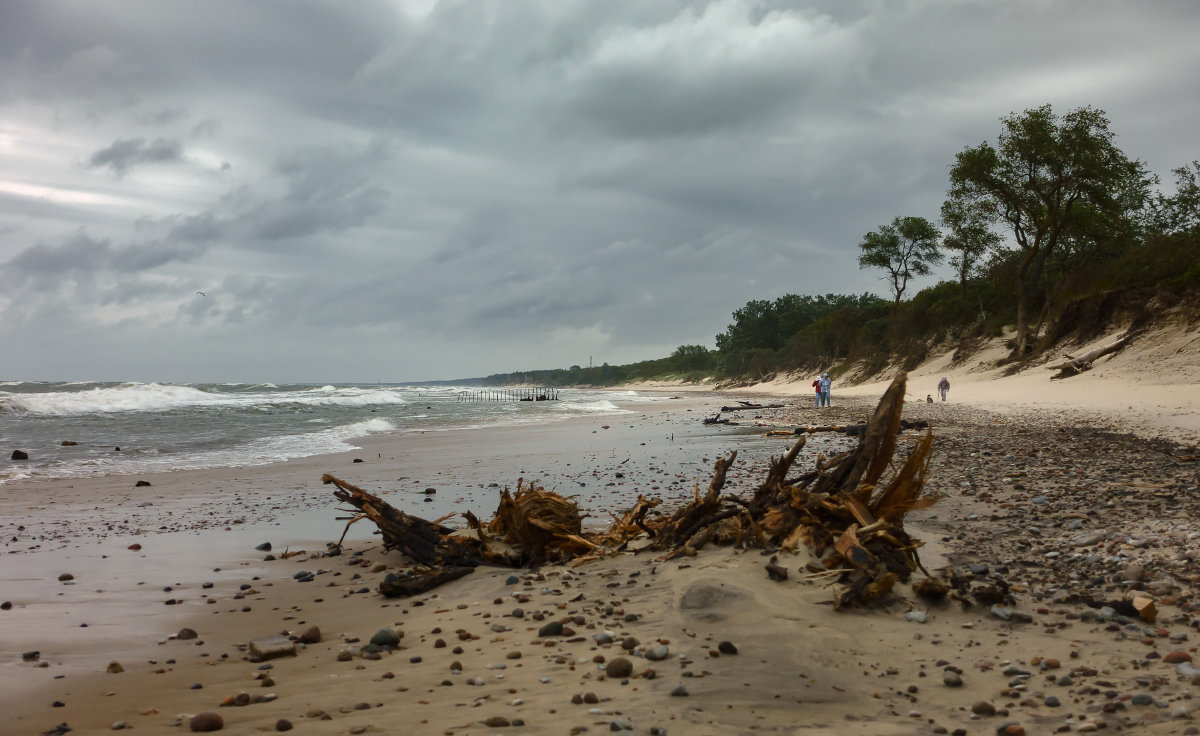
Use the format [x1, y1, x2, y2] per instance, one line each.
[1, 0, 1197, 382]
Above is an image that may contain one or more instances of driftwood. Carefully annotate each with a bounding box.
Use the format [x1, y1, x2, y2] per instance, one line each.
[1048, 333, 1134, 379]
[720, 402, 785, 412]
[379, 566, 475, 597]
[322, 474, 497, 568]
[321, 372, 939, 608]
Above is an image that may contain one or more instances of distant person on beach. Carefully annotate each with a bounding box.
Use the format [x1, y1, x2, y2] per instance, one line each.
[818, 373, 832, 407]
[811, 377, 821, 407]
[938, 376, 950, 401]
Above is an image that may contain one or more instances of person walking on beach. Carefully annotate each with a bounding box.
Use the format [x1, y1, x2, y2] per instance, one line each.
[818, 372, 832, 407]
[938, 376, 950, 401]
[812, 377, 821, 407]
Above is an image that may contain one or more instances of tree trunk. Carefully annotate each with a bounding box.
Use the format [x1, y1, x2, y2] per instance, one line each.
[1014, 275, 1029, 358]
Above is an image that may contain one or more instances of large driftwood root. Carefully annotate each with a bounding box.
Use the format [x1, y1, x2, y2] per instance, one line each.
[322, 372, 939, 608]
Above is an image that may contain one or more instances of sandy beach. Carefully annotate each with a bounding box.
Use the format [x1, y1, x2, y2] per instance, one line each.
[4, 347, 1200, 736]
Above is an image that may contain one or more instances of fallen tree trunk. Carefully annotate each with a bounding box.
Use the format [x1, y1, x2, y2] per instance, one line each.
[720, 403, 785, 412]
[1048, 333, 1134, 379]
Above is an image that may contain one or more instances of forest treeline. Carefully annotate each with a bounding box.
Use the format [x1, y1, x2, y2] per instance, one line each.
[484, 105, 1200, 388]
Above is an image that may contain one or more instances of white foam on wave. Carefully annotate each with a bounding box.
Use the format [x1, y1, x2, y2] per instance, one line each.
[555, 399, 629, 414]
[5, 383, 409, 416]
[0, 417, 398, 482]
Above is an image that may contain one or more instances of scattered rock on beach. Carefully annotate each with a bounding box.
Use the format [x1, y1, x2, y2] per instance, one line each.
[249, 636, 296, 660]
[189, 712, 223, 732]
[57, 573, 74, 582]
[177, 628, 198, 640]
[106, 662, 124, 673]
[1, 601, 11, 610]
[11, 450, 28, 460]
[297, 626, 321, 644]
[605, 657, 633, 678]
[134, 480, 151, 487]
[370, 628, 401, 648]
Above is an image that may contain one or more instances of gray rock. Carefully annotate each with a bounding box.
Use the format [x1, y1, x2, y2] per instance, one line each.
[370, 628, 400, 648]
[989, 605, 1013, 621]
[904, 611, 927, 623]
[943, 670, 963, 687]
[1122, 563, 1147, 582]
[249, 635, 297, 660]
[538, 621, 564, 637]
[644, 645, 670, 661]
[1073, 530, 1106, 547]
[670, 684, 689, 697]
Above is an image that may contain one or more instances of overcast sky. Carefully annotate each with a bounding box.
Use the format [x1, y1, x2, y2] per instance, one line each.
[1, 1, 1197, 383]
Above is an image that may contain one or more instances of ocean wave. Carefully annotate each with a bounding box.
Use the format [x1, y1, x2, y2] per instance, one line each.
[0, 417, 398, 483]
[3, 383, 410, 416]
[555, 399, 629, 413]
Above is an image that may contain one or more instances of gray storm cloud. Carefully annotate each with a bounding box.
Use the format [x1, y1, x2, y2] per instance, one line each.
[1, 0, 1197, 382]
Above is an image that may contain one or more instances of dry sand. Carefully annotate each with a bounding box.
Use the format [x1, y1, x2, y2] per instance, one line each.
[3, 329, 1200, 736]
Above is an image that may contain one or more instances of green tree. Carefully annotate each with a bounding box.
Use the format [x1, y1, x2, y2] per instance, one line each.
[1149, 161, 1200, 235]
[670, 344, 712, 372]
[940, 198, 1002, 297]
[857, 216, 943, 305]
[947, 104, 1150, 357]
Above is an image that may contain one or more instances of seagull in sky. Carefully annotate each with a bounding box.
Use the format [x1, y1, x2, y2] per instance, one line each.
[196, 291, 206, 296]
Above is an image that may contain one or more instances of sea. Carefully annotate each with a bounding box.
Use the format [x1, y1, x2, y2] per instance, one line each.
[0, 381, 661, 485]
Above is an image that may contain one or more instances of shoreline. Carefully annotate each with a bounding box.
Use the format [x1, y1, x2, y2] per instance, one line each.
[2, 390, 833, 733]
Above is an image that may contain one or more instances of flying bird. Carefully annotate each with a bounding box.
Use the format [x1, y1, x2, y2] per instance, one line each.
[196, 291, 206, 296]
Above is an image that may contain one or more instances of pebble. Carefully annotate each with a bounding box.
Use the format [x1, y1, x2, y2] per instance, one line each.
[370, 628, 401, 648]
[189, 712, 223, 732]
[605, 657, 633, 678]
[297, 625, 321, 644]
[645, 644, 670, 661]
[943, 670, 963, 687]
[670, 684, 689, 697]
[275, 719, 292, 732]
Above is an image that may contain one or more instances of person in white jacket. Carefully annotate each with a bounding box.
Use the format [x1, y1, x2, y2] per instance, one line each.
[818, 373, 832, 407]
